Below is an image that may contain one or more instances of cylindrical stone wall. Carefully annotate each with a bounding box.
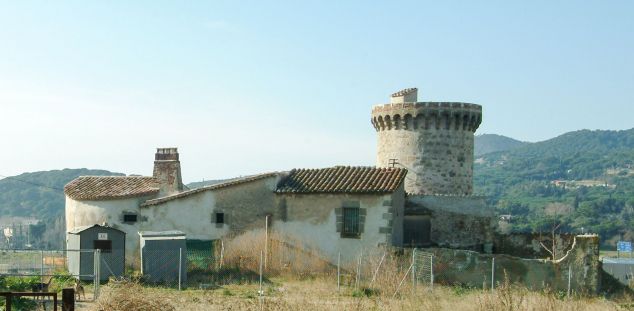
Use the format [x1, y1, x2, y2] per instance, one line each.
[371, 102, 482, 195]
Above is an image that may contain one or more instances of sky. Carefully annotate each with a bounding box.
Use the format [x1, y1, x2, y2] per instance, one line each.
[1, 1, 633, 182]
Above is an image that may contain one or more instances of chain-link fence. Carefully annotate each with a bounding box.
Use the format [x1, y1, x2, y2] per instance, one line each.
[0, 249, 101, 303]
[330, 247, 580, 298]
[0, 242, 585, 306]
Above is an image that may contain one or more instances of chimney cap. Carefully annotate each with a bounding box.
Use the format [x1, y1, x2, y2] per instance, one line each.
[155, 148, 179, 161]
[156, 147, 178, 154]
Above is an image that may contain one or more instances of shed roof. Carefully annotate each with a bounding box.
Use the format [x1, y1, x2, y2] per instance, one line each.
[65, 176, 159, 201]
[139, 230, 185, 240]
[141, 173, 278, 207]
[275, 166, 407, 194]
[68, 224, 126, 235]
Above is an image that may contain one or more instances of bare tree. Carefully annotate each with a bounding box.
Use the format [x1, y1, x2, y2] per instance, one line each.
[538, 202, 571, 260]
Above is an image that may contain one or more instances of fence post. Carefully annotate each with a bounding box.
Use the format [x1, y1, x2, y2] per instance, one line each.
[430, 255, 434, 290]
[355, 251, 362, 290]
[567, 265, 572, 298]
[40, 250, 44, 284]
[178, 248, 182, 291]
[259, 250, 264, 297]
[93, 250, 97, 301]
[93, 249, 101, 301]
[412, 249, 416, 293]
[264, 216, 269, 271]
[219, 240, 224, 269]
[491, 257, 495, 291]
[370, 251, 386, 287]
[337, 252, 341, 293]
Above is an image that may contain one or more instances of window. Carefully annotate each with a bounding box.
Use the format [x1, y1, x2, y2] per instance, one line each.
[93, 240, 112, 253]
[215, 212, 225, 224]
[342, 207, 360, 237]
[123, 214, 138, 223]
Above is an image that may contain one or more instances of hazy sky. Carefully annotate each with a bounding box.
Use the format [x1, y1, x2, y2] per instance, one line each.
[1, 1, 633, 182]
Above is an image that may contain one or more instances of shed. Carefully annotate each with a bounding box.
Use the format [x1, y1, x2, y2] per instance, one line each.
[67, 224, 126, 281]
[139, 231, 187, 284]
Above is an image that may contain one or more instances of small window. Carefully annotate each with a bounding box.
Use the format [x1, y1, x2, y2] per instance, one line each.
[342, 207, 360, 238]
[215, 212, 225, 224]
[94, 240, 112, 253]
[123, 214, 138, 223]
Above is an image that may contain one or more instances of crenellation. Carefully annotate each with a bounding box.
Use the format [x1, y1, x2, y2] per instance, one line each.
[373, 89, 482, 195]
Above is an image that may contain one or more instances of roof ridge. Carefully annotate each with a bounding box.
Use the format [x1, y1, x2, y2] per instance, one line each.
[141, 172, 279, 206]
[276, 166, 407, 194]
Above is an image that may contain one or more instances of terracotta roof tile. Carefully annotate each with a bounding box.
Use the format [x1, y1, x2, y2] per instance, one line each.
[64, 176, 159, 201]
[276, 166, 407, 194]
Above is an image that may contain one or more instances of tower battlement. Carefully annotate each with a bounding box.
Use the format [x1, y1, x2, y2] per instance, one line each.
[373, 89, 482, 195]
[371, 102, 482, 132]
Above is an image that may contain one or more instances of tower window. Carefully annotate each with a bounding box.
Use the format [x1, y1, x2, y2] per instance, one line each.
[215, 212, 225, 224]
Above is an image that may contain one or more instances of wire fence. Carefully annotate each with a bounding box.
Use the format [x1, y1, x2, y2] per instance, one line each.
[0, 248, 101, 302]
[0, 242, 583, 303]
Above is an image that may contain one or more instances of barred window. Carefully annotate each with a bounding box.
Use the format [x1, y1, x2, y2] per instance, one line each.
[342, 207, 360, 237]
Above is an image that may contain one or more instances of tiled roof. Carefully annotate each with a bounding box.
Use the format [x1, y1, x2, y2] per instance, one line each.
[276, 166, 407, 194]
[65, 176, 159, 201]
[141, 172, 278, 207]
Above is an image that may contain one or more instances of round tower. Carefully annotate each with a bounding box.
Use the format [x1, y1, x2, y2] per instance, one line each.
[371, 88, 482, 195]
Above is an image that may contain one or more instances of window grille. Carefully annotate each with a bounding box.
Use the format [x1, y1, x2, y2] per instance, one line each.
[342, 207, 360, 237]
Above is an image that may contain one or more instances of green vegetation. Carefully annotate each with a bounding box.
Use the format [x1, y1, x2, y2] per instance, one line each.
[0, 168, 121, 249]
[0, 168, 122, 218]
[0, 276, 40, 310]
[475, 134, 529, 156]
[1, 129, 634, 250]
[475, 129, 634, 247]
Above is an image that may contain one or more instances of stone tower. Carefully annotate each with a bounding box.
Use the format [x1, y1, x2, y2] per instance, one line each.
[371, 88, 482, 195]
[153, 147, 184, 196]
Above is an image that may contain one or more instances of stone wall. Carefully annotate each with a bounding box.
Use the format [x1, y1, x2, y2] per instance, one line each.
[420, 235, 600, 294]
[406, 195, 495, 251]
[274, 188, 405, 263]
[372, 102, 482, 195]
[494, 233, 576, 259]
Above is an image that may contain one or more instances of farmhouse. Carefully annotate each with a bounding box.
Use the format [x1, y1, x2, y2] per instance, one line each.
[64, 88, 494, 263]
[65, 148, 408, 262]
[63, 88, 602, 293]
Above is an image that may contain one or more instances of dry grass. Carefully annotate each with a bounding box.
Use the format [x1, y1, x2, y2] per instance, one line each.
[90, 281, 176, 311]
[222, 230, 333, 278]
[87, 232, 631, 310]
[87, 277, 627, 311]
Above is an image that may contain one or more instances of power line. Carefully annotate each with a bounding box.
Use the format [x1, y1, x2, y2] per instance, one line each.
[0, 174, 64, 192]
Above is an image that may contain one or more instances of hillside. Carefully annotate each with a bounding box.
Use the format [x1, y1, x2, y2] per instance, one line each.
[474, 129, 634, 246]
[475, 134, 529, 156]
[1, 129, 633, 248]
[0, 168, 123, 219]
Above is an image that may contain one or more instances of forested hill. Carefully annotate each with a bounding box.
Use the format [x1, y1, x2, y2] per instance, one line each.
[0, 169, 122, 218]
[474, 128, 634, 246]
[475, 134, 529, 156]
[2, 129, 633, 247]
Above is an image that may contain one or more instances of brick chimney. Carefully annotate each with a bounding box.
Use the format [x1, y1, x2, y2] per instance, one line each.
[153, 148, 183, 196]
